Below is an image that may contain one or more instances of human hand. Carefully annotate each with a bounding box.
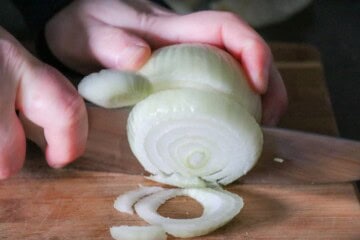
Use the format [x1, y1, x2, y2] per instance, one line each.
[0, 26, 88, 179]
[46, 0, 287, 125]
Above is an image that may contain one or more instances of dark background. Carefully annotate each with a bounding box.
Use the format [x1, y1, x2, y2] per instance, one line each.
[258, 0, 360, 141]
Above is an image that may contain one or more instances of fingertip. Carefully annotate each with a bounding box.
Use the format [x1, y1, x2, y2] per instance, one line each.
[44, 105, 88, 169]
[261, 64, 288, 126]
[46, 135, 87, 169]
[115, 44, 151, 70]
[241, 39, 272, 94]
[87, 25, 152, 72]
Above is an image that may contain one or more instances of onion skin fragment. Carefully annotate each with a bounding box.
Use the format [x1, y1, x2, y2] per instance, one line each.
[110, 225, 167, 240]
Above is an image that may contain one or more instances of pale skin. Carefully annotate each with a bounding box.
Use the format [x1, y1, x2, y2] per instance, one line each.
[0, 0, 287, 179]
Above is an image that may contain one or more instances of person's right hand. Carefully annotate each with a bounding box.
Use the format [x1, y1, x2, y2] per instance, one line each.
[0, 26, 88, 179]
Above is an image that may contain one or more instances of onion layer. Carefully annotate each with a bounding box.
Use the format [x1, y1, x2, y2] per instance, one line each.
[114, 186, 164, 214]
[146, 173, 207, 188]
[139, 43, 261, 121]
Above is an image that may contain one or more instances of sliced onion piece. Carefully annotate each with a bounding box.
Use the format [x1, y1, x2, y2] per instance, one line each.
[114, 186, 164, 214]
[127, 88, 263, 185]
[139, 43, 261, 121]
[78, 70, 152, 108]
[110, 225, 166, 240]
[146, 173, 207, 188]
[134, 188, 243, 238]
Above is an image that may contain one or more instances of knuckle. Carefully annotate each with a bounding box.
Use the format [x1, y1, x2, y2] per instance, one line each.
[0, 38, 23, 69]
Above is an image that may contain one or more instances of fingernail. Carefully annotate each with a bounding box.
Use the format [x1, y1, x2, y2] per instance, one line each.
[118, 45, 150, 70]
[258, 57, 272, 93]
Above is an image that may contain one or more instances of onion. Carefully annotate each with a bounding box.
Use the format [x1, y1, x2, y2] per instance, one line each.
[114, 186, 164, 214]
[134, 188, 243, 238]
[139, 43, 261, 121]
[78, 70, 152, 108]
[110, 225, 166, 240]
[79, 44, 261, 238]
[128, 88, 262, 185]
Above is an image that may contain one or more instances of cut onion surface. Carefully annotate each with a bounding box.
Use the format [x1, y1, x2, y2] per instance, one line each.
[110, 225, 166, 240]
[128, 88, 263, 185]
[114, 186, 164, 214]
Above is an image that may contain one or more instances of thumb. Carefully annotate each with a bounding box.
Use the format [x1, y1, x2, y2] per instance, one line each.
[46, 18, 151, 74]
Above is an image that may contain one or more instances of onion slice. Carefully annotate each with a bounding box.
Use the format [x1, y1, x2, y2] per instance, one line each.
[110, 225, 166, 240]
[114, 186, 164, 214]
[78, 70, 152, 108]
[134, 188, 243, 238]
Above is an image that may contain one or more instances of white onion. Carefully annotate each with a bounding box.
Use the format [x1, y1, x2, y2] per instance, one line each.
[114, 186, 164, 214]
[128, 88, 263, 185]
[139, 43, 261, 121]
[134, 188, 243, 238]
[110, 225, 166, 240]
[78, 70, 152, 108]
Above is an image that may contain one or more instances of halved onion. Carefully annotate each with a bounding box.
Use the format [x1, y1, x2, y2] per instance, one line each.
[134, 188, 244, 238]
[110, 225, 166, 240]
[114, 186, 164, 214]
[78, 70, 152, 108]
[127, 88, 263, 185]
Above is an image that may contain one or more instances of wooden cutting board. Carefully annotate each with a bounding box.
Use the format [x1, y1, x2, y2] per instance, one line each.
[0, 43, 359, 239]
[0, 166, 359, 240]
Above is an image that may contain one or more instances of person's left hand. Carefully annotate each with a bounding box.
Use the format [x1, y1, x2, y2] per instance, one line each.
[46, 0, 287, 126]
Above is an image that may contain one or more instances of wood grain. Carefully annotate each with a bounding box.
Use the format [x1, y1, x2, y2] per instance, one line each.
[0, 167, 359, 240]
[270, 43, 339, 135]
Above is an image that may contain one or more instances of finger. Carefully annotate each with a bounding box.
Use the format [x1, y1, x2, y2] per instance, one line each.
[135, 11, 272, 93]
[261, 63, 288, 126]
[0, 27, 88, 168]
[0, 35, 26, 178]
[17, 63, 88, 167]
[45, 17, 151, 74]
